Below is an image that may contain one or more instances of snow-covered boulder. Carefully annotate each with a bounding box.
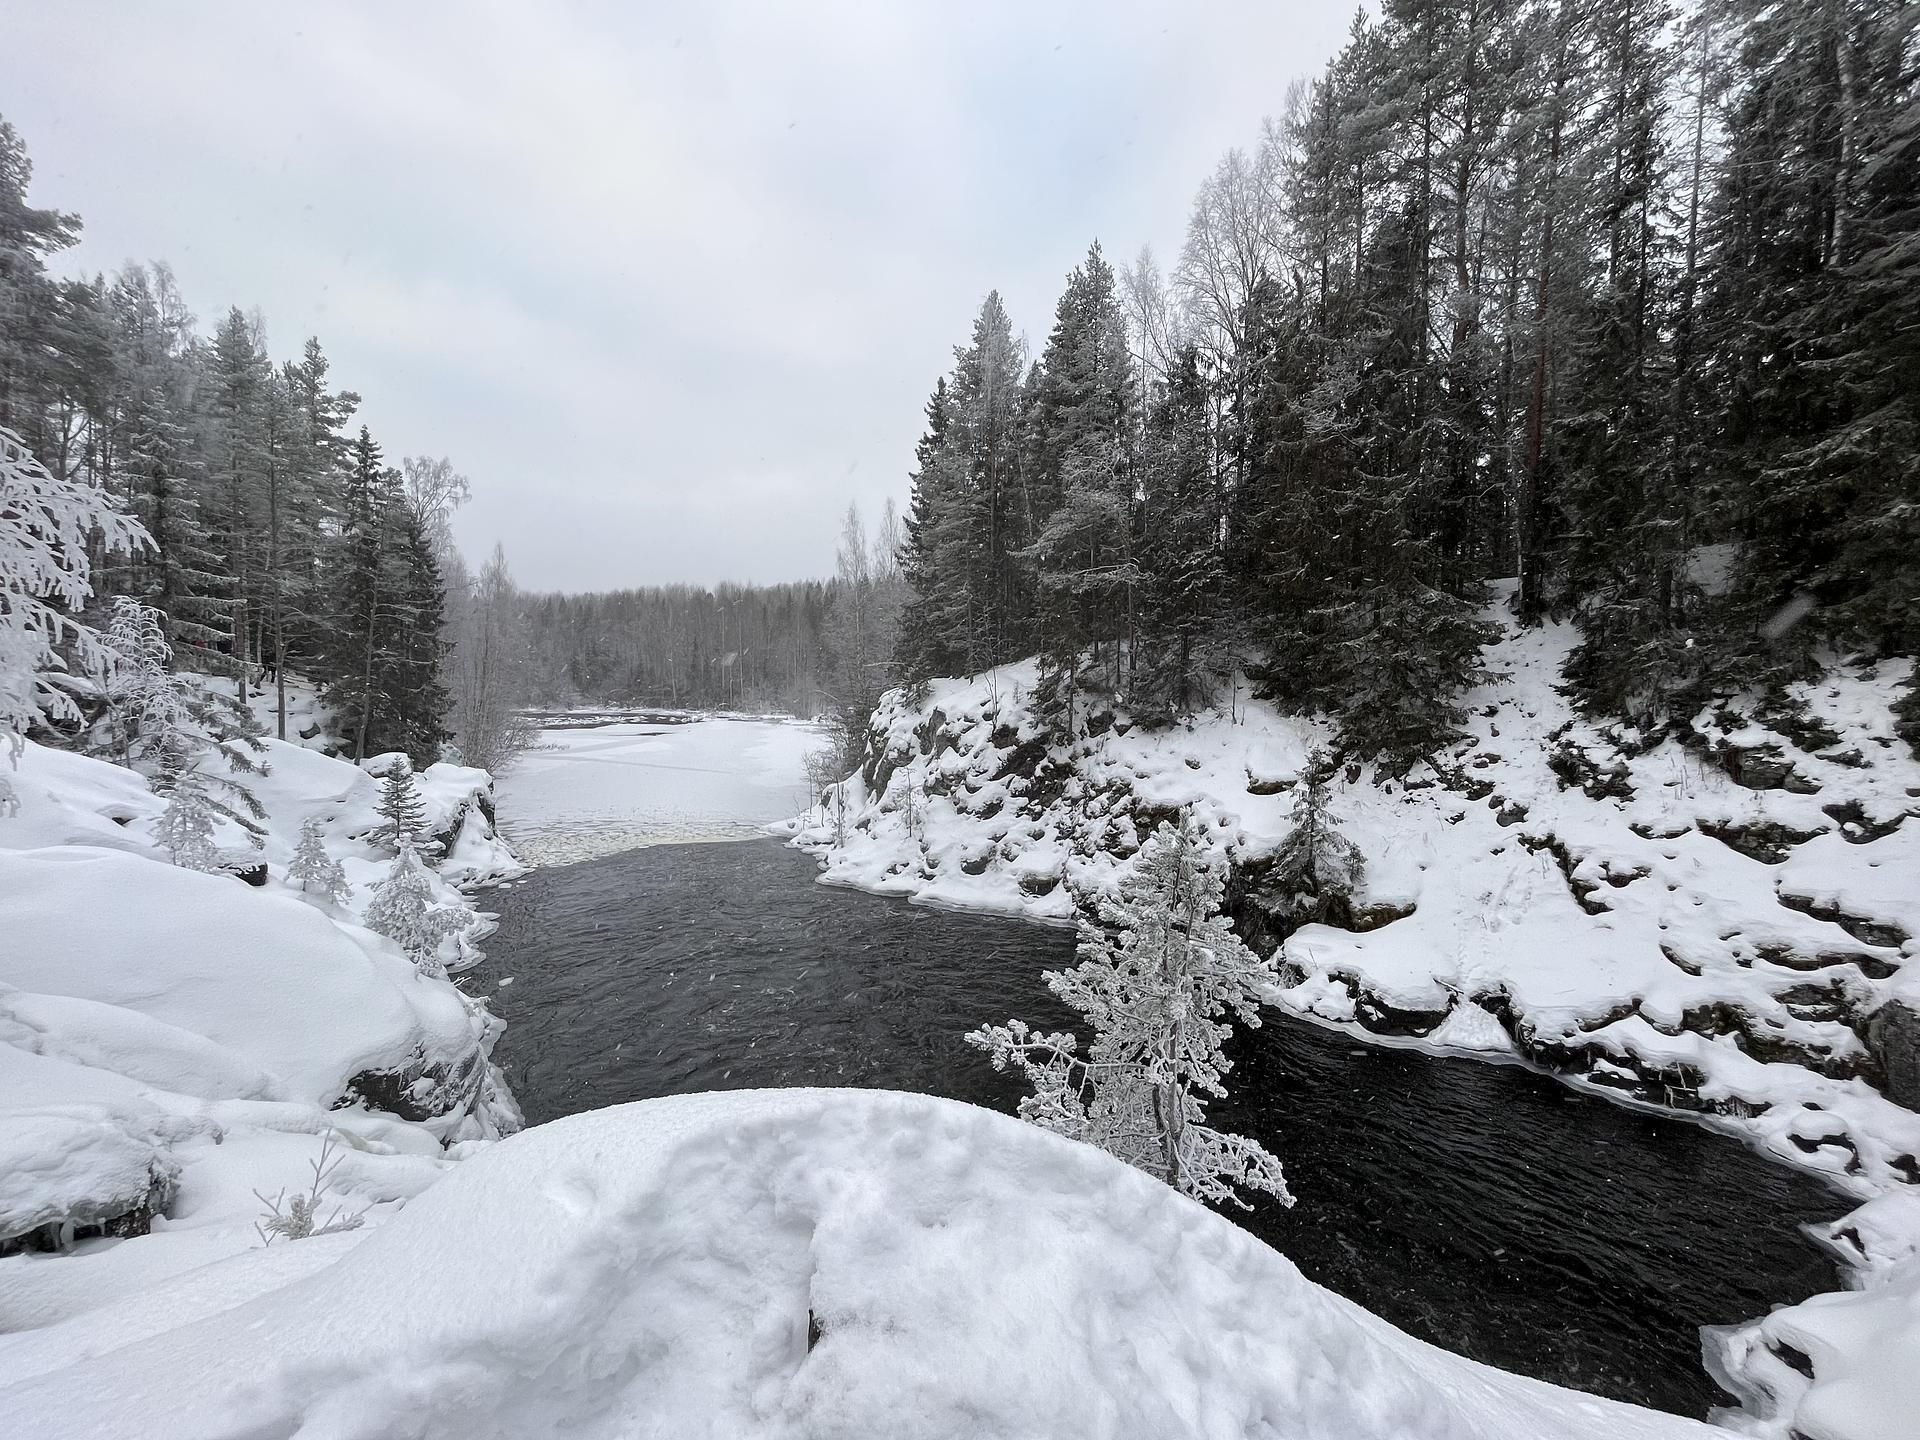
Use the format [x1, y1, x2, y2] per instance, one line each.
[0, 847, 482, 1108]
[0, 741, 160, 855]
[0, 1089, 1713, 1440]
[0, 725, 524, 1264]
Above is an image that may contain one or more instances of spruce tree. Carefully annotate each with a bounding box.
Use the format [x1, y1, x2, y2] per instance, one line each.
[1268, 751, 1365, 924]
[1021, 244, 1137, 725]
[968, 817, 1291, 1210]
[372, 758, 428, 853]
[155, 771, 220, 871]
[1133, 346, 1227, 720]
[893, 378, 959, 688]
[364, 839, 453, 974]
[289, 815, 351, 905]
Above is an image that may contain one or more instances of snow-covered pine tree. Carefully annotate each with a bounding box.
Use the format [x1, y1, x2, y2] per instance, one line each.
[1267, 750, 1365, 925]
[95, 596, 269, 844]
[0, 427, 150, 787]
[365, 839, 463, 975]
[288, 815, 351, 905]
[155, 770, 220, 871]
[967, 816, 1291, 1210]
[372, 758, 428, 853]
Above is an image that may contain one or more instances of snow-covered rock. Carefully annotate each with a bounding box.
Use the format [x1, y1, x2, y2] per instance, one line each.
[778, 597, 1920, 1440]
[0, 1088, 1715, 1440]
[0, 733, 520, 1273]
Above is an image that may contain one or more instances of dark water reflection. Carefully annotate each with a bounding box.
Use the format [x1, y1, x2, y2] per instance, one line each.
[481, 839, 1848, 1418]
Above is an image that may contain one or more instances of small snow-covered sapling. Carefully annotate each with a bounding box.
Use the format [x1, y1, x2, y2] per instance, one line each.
[289, 815, 352, 905]
[254, 1132, 366, 1245]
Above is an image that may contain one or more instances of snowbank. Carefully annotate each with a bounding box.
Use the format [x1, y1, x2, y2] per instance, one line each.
[779, 599, 1920, 1440]
[0, 1088, 1714, 1440]
[0, 733, 520, 1290]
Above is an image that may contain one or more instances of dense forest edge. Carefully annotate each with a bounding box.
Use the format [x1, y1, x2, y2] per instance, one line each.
[871, 0, 1918, 777]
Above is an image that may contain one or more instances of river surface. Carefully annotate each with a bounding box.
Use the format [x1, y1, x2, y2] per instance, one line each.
[481, 838, 1851, 1419]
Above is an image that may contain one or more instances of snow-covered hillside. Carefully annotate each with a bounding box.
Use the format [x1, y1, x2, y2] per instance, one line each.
[779, 594, 1920, 1440]
[0, 732, 521, 1300]
[0, 1088, 1719, 1440]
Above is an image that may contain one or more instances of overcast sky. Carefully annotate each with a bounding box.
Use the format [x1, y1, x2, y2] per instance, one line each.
[4, 1, 1351, 592]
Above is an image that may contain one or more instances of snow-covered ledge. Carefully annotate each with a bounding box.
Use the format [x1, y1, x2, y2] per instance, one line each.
[0, 1089, 1718, 1440]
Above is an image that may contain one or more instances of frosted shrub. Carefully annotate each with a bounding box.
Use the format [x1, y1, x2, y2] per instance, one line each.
[289, 815, 352, 905]
[968, 816, 1292, 1209]
[254, 1133, 365, 1244]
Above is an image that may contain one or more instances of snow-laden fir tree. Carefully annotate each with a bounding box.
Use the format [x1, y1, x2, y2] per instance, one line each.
[1266, 749, 1364, 925]
[364, 839, 464, 975]
[288, 815, 351, 905]
[97, 596, 268, 843]
[155, 770, 220, 871]
[0, 427, 149, 775]
[372, 758, 428, 853]
[967, 816, 1291, 1209]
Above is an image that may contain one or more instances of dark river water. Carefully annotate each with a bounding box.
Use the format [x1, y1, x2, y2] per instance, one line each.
[480, 838, 1850, 1418]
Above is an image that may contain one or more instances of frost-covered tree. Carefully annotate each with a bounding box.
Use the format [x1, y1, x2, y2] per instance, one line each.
[1267, 750, 1365, 924]
[371, 758, 428, 853]
[0, 426, 149, 770]
[94, 596, 268, 845]
[288, 815, 351, 905]
[155, 770, 220, 871]
[365, 838, 463, 975]
[968, 816, 1292, 1210]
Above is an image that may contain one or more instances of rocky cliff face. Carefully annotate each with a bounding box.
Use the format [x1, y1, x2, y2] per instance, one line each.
[790, 624, 1920, 1177]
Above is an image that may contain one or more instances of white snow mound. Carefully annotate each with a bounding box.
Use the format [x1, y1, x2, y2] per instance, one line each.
[0, 1089, 1713, 1440]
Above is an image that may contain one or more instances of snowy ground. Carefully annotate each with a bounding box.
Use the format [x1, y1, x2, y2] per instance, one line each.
[497, 717, 822, 864]
[1, 717, 523, 1363]
[777, 597, 1920, 1440]
[0, 1088, 1718, 1440]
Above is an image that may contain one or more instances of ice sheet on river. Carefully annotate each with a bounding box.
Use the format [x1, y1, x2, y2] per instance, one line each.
[497, 718, 821, 864]
[0, 1089, 1715, 1440]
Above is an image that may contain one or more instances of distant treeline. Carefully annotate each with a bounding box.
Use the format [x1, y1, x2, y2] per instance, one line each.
[518, 582, 837, 714]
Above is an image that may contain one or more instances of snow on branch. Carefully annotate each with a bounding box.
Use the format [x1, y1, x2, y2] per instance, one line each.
[968, 814, 1292, 1210]
[0, 426, 150, 759]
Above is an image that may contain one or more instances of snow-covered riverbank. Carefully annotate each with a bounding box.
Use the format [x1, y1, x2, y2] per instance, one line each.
[1, 729, 522, 1332]
[777, 597, 1920, 1440]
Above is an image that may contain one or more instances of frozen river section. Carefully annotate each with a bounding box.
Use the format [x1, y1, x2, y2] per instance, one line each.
[495, 718, 822, 864]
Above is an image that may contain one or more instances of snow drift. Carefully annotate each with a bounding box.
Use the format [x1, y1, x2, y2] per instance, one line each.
[0, 1088, 1715, 1440]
